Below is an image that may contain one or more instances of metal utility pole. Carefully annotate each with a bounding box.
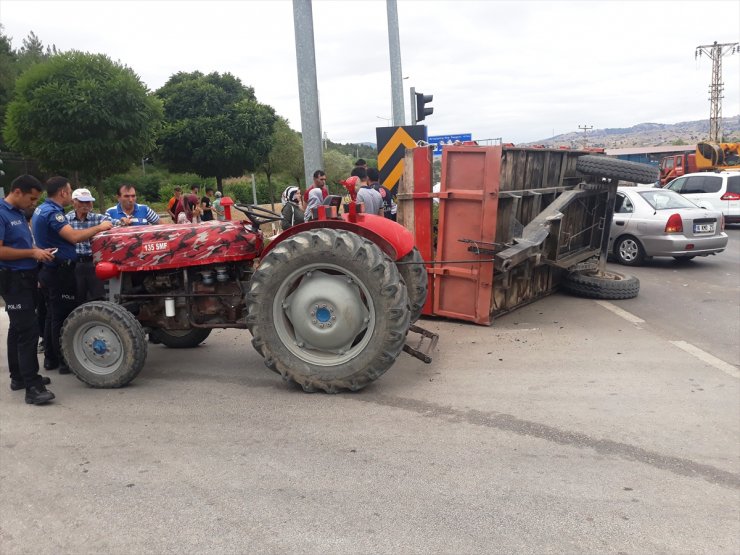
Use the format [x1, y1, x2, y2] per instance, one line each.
[578, 125, 593, 148]
[293, 0, 323, 187]
[409, 86, 416, 125]
[695, 41, 739, 142]
[387, 0, 405, 126]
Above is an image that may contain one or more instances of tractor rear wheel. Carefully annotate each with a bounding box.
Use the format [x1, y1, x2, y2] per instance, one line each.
[246, 228, 410, 393]
[397, 247, 428, 323]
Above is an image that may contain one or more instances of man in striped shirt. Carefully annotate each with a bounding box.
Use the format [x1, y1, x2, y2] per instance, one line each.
[67, 188, 114, 302]
[106, 184, 160, 226]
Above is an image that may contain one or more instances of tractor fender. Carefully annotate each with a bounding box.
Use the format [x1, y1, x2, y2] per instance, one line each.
[262, 214, 414, 261]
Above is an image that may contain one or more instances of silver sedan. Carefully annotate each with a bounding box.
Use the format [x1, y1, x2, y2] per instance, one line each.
[609, 186, 728, 266]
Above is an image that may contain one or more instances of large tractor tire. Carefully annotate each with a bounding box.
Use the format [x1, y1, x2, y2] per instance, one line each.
[397, 247, 428, 323]
[61, 301, 147, 388]
[576, 155, 659, 184]
[149, 328, 211, 348]
[561, 270, 639, 300]
[246, 228, 410, 393]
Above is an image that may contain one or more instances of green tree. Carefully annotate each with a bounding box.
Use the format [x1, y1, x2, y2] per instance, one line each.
[3, 51, 163, 207]
[325, 137, 377, 161]
[156, 71, 277, 193]
[15, 31, 58, 73]
[323, 149, 354, 194]
[262, 117, 304, 204]
[0, 26, 17, 143]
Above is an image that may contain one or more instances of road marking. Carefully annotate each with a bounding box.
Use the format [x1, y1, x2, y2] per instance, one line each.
[594, 300, 645, 324]
[670, 341, 740, 379]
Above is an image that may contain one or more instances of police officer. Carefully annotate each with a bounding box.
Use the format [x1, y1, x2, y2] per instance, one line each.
[0, 175, 56, 404]
[33, 176, 112, 374]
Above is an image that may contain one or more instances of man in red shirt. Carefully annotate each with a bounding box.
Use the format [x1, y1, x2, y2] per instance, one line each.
[303, 170, 329, 203]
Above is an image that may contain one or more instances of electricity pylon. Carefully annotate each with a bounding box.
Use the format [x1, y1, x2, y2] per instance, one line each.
[695, 41, 739, 142]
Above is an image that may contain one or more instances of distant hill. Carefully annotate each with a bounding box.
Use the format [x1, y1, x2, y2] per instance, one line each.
[524, 115, 740, 148]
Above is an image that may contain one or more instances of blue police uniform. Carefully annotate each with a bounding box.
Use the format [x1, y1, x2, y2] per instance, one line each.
[0, 199, 46, 389]
[32, 199, 78, 372]
[33, 199, 77, 262]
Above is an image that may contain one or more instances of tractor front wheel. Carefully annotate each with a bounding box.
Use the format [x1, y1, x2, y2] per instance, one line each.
[61, 301, 147, 388]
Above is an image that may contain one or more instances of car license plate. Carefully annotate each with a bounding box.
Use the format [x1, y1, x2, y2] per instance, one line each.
[694, 223, 714, 233]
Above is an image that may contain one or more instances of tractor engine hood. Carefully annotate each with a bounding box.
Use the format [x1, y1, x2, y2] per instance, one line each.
[91, 220, 261, 273]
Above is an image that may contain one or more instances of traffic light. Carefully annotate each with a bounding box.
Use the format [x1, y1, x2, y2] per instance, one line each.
[415, 92, 433, 123]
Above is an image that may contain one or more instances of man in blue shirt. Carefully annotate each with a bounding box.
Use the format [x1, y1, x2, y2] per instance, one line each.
[106, 184, 160, 225]
[33, 176, 112, 375]
[0, 175, 56, 404]
[66, 188, 113, 302]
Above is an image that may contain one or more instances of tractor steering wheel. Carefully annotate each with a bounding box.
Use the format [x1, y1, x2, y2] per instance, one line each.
[234, 203, 283, 228]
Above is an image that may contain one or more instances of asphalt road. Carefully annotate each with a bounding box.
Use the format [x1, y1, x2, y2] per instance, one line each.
[1, 233, 738, 554]
[608, 225, 740, 367]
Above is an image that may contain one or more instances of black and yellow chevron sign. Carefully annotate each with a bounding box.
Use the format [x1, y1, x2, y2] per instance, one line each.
[375, 125, 427, 194]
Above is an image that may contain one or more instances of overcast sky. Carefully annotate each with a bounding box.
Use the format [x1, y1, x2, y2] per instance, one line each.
[2, 0, 739, 145]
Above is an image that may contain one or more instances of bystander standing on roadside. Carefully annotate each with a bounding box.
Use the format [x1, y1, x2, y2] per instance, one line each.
[281, 186, 304, 230]
[304, 170, 329, 203]
[201, 188, 215, 221]
[352, 167, 383, 216]
[66, 188, 114, 302]
[0, 175, 56, 404]
[213, 191, 225, 221]
[106, 184, 160, 225]
[367, 168, 393, 219]
[34, 177, 112, 375]
[182, 191, 201, 223]
[304, 186, 323, 221]
[167, 187, 185, 223]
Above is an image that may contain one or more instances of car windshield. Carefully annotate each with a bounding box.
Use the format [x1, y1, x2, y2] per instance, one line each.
[638, 190, 697, 210]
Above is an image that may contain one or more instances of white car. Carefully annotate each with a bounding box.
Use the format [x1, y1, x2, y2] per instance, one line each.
[665, 171, 740, 224]
[609, 187, 728, 266]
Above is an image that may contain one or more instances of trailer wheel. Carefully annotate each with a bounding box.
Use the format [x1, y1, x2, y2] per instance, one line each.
[397, 247, 428, 323]
[576, 155, 659, 184]
[149, 328, 211, 348]
[246, 228, 410, 393]
[61, 301, 147, 388]
[561, 270, 639, 300]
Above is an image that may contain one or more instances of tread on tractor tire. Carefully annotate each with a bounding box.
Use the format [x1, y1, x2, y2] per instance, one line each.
[397, 247, 428, 323]
[149, 328, 212, 348]
[61, 301, 147, 388]
[561, 270, 640, 300]
[246, 228, 410, 393]
[576, 155, 659, 184]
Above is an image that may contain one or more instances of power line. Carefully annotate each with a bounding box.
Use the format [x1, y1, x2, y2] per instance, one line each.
[578, 125, 593, 148]
[695, 41, 739, 142]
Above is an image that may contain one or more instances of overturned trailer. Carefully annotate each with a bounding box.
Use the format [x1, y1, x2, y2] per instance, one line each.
[398, 145, 659, 325]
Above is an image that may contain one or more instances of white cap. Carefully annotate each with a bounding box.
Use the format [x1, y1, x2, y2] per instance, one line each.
[72, 188, 95, 202]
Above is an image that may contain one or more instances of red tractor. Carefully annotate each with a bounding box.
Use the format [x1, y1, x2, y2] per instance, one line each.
[60, 201, 430, 393]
